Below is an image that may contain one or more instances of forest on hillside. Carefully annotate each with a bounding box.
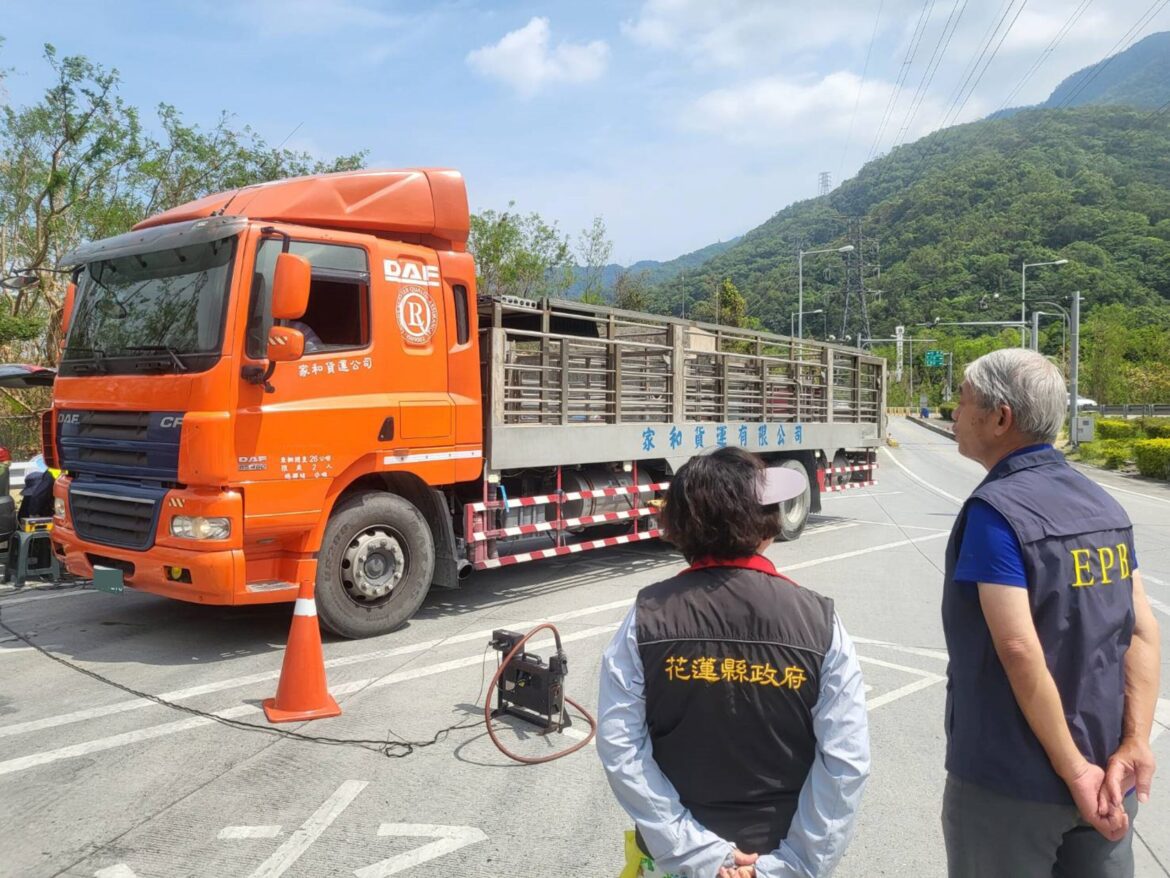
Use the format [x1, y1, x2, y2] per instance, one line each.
[648, 106, 1170, 403]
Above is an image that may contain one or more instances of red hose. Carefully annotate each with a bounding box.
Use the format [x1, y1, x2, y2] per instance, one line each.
[484, 622, 598, 764]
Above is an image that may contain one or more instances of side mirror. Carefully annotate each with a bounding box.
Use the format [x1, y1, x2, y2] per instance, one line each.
[268, 327, 305, 363]
[272, 253, 311, 320]
[61, 282, 77, 348]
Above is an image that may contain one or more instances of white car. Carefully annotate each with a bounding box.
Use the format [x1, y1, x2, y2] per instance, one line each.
[1070, 395, 1097, 411]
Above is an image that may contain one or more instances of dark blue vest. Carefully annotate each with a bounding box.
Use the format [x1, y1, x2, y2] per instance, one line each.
[942, 447, 1136, 804]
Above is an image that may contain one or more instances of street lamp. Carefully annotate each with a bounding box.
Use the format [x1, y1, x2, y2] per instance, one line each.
[1021, 259, 1068, 345]
[790, 308, 824, 337]
[1031, 299, 1070, 361]
[798, 245, 853, 339]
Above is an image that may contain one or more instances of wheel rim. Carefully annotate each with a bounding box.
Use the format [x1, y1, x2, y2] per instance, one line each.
[340, 526, 407, 606]
[781, 489, 809, 531]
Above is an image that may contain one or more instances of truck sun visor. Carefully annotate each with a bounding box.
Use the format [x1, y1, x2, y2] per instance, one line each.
[61, 216, 248, 267]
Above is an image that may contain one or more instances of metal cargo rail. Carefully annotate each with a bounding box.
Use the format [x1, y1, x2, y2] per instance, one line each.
[478, 295, 886, 471]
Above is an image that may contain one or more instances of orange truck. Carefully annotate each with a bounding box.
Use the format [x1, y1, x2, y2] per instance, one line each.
[47, 169, 885, 637]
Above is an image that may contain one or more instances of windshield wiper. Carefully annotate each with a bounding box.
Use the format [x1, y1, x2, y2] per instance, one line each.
[123, 345, 189, 372]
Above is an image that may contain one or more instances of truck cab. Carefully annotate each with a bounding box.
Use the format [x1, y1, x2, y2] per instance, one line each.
[50, 169, 482, 637]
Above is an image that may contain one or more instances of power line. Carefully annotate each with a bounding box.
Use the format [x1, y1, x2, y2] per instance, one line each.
[944, 0, 1029, 127]
[867, 0, 937, 160]
[1055, 0, 1170, 109]
[997, 0, 1094, 113]
[896, 0, 969, 146]
[937, 0, 1016, 127]
[838, 0, 884, 180]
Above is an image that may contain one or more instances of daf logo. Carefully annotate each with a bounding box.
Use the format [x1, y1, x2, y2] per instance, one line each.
[57, 413, 80, 425]
[160, 416, 184, 429]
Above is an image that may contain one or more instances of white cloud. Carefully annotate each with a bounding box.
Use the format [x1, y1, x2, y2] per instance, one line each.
[466, 17, 609, 97]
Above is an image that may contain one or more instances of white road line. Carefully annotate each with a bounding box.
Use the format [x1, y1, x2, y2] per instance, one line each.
[1143, 573, 1166, 586]
[879, 447, 964, 505]
[1, 588, 97, 606]
[1147, 595, 1170, 617]
[852, 636, 949, 663]
[866, 677, 944, 711]
[0, 598, 639, 741]
[804, 522, 862, 535]
[857, 655, 945, 680]
[247, 780, 367, 878]
[1152, 699, 1170, 745]
[783, 532, 948, 572]
[219, 825, 283, 839]
[1092, 481, 1170, 506]
[94, 866, 140, 878]
[1, 533, 956, 742]
[823, 491, 904, 500]
[0, 626, 619, 777]
[358, 824, 487, 878]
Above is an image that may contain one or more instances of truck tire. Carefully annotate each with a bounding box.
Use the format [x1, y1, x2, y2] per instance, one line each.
[775, 459, 811, 542]
[315, 492, 436, 638]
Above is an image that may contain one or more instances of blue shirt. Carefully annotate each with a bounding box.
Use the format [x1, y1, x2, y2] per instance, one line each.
[954, 445, 1138, 589]
[597, 606, 870, 878]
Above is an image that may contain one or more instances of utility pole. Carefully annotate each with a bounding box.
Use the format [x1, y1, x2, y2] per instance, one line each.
[1070, 290, 1082, 446]
[1031, 310, 1041, 351]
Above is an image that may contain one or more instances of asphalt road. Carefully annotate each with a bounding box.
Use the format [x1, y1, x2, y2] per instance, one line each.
[1, 418, 1167, 878]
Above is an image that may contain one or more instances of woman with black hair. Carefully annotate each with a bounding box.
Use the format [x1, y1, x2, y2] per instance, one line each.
[598, 447, 870, 878]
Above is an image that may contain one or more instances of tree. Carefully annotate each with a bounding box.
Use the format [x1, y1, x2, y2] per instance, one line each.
[690, 277, 747, 327]
[613, 269, 651, 313]
[469, 204, 573, 299]
[575, 216, 612, 303]
[0, 45, 368, 361]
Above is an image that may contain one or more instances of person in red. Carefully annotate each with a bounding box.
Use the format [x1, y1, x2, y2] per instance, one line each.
[598, 447, 870, 878]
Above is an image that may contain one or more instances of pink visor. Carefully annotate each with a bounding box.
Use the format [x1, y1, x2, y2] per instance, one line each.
[756, 466, 808, 505]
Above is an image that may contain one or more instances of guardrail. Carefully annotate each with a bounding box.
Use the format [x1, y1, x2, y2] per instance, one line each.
[1095, 404, 1170, 418]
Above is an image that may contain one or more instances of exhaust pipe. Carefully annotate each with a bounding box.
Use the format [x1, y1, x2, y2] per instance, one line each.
[457, 559, 473, 580]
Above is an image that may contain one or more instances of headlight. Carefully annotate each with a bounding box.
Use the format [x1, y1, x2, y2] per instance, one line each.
[170, 515, 231, 540]
[54, 497, 66, 519]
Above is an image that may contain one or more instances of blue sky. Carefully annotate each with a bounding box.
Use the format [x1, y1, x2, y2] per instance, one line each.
[2, 1, 1166, 263]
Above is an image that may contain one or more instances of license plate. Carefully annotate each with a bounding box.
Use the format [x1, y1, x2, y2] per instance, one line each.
[92, 565, 124, 594]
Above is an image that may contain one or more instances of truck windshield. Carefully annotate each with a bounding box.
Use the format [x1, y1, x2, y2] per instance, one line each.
[61, 237, 236, 376]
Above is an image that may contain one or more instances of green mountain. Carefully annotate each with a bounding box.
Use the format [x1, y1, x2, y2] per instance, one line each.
[1043, 31, 1170, 111]
[649, 106, 1170, 343]
[567, 237, 738, 299]
[992, 31, 1170, 119]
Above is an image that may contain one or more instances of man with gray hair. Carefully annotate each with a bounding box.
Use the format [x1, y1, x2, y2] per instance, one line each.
[942, 348, 1160, 877]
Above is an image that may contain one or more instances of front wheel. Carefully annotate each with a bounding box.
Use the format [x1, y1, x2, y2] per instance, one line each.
[315, 492, 435, 638]
[775, 459, 811, 542]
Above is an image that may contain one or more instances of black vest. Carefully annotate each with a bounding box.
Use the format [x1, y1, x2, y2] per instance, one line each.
[942, 447, 1136, 804]
[635, 558, 834, 854]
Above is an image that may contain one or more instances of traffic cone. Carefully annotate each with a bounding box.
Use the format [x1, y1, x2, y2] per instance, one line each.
[263, 583, 342, 723]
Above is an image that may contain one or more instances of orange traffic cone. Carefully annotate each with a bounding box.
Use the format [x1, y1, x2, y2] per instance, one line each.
[263, 583, 342, 723]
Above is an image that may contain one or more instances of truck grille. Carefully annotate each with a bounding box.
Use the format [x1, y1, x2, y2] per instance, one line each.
[56, 410, 182, 482]
[70, 488, 160, 550]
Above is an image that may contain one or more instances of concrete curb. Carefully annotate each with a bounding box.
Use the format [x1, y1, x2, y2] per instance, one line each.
[905, 415, 956, 441]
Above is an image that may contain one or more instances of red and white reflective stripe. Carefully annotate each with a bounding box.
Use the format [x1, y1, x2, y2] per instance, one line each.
[468, 482, 670, 512]
[822, 480, 876, 493]
[470, 506, 654, 541]
[475, 529, 663, 570]
[823, 463, 878, 475]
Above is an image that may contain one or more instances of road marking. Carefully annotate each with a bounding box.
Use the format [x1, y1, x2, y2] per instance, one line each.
[219, 825, 283, 839]
[823, 491, 904, 500]
[866, 677, 944, 711]
[1092, 481, 1170, 506]
[0, 598, 641, 741]
[804, 522, 862, 535]
[852, 636, 949, 663]
[783, 532, 949, 572]
[357, 824, 487, 878]
[95, 867, 139, 878]
[1, 532, 956, 742]
[879, 447, 964, 505]
[857, 655, 945, 680]
[1152, 699, 1170, 745]
[248, 780, 367, 878]
[1147, 595, 1170, 618]
[1143, 573, 1166, 586]
[1, 588, 97, 606]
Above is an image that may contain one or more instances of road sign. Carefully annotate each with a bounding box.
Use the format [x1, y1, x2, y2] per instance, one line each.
[924, 350, 944, 367]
